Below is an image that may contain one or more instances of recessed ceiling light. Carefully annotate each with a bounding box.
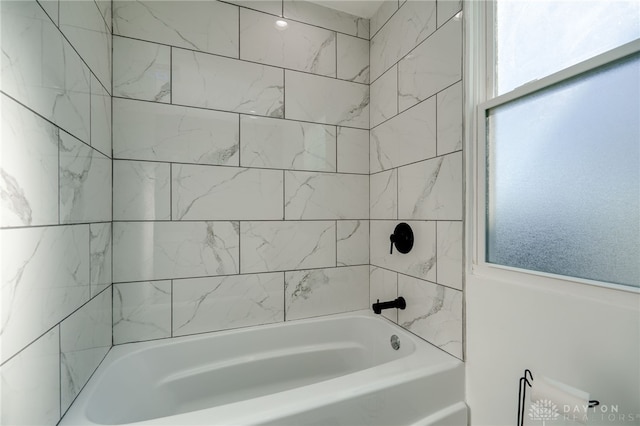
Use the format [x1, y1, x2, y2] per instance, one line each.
[275, 19, 288, 30]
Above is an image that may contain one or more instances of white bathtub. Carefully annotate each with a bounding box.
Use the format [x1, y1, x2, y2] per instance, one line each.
[61, 311, 466, 426]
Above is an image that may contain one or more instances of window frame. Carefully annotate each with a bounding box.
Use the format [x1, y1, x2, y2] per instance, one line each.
[465, 0, 640, 293]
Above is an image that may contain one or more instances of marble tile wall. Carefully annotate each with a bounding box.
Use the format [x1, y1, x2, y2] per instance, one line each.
[0, 0, 113, 424]
[111, 0, 370, 344]
[369, 0, 464, 360]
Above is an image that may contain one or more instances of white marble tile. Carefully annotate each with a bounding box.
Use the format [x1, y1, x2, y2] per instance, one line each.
[113, 281, 172, 344]
[37, 0, 58, 25]
[370, 0, 398, 37]
[172, 164, 284, 221]
[59, 0, 112, 91]
[370, 220, 436, 282]
[1, 0, 90, 143]
[173, 272, 284, 336]
[285, 171, 368, 220]
[0, 328, 60, 425]
[1, 225, 90, 363]
[90, 223, 112, 297]
[0, 95, 59, 228]
[113, 221, 239, 282]
[370, 169, 397, 219]
[95, 0, 112, 31]
[437, 81, 463, 156]
[113, 98, 239, 166]
[226, 1, 283, 16]
[370, 0, 437, 81]
[398, 16, 462, 111]
[60, 288, 111, 413]
[437, 221, 463, 290]
[398, 275, 462, 358]
[398, 151, 462, 220]
[59, 131, 112, 224]
[113, 36, 170, 103]
[90, 75, 112, 157]
[337, 34, 369, 84]
[113, 160, 171, 221]
[370, 266, 398, 322]
[337, 220, 369, 266]
[173, 48, 284, 118]
[370, 97, 436, 173]
[285, 265, 369, 320]
[241, 8, 336, 77]
[240, 116, 336, 172]
[285, 70, 369, 129]
[113, 0, 239, 57]
[336, 127, 369, 174]
[240, 221, 335, 273]
[370, 65, 398, 128]
[437, 0, 462, 27]
[283, 0, 369, 39]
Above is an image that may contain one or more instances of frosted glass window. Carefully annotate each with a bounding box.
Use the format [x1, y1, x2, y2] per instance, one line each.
[486, 53, 640, 287]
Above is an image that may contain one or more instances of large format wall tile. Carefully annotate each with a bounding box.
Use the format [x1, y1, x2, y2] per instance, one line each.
[113, 160, 171, 221]
[370, 266, 398, 322]
[90, 75, 112, 157]
[370, 169, 397, 219]
[370, 0, 397, 37]
[37, 0, 59, 25]
[285, 265, 369, 320]
[398, 17, 462, 111]
[90, 222, 112, 297]
[173, 48, 284, 118]
[437, 81, 463, 155]
[113, 0, 239, 57]
[285, 70, 369, 129]
[1, 225, 90, 363]
[172, 164, 284, 220]
[336, 127, 369, 174]
[240, 8, 336, 77]
[173, 272, 284, 336]
[226, 1, 283, 16]
[113, 98, 239, 166]
[437, 0, 462, 27]
[370, 65, 398, 128]
[1, 0, 90, 143]
[370, 97, 436, 173]
[240, 116, 336, 172]
[240, 221, 335, 273]
[337, 34, 369, 83]
[437, 221, 463, 290]
[283, 0, 369, 39]
[113, 221, 239, 282]
[113, 281, 172, 344]
[337, 220, 369, 266]
[1, 95, 59, 228]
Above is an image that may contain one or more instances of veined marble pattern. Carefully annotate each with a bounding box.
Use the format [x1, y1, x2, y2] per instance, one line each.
[113, 221, 239, 282]
[285, 265, 369, 320]
[1, 225, 90, 363]
[59, 131, 112, 224]
[173, 272, 284, 336]
[1, 95, 59, 228]
[437, 81, 463, 156]
[113, 98, 239, 166]
[95, 0, 112, 31]
[90, 75, 112, 157]
[437, 0, 462, 27]
[370, 220, 436, 282]
[285, 70, 369, 129]
[240, 8, 336, 77]
[226, 1, 283, 16]
[336, 127, 369, 174]
[370, 0, 437, 81]
[370, 266, 398, 322]
[240, 116, 336, 172]
[172, 164, 283, 220]
[398, 17, 462, 112]
[284, 171, 368, 220]
[370, 169, 397, 219]
[283, 0, 369, 39]
[90, 223, 112, 297]
[113, 0, 239, 58]
[1, 0, 90, 143]
[337, 34, 369, 83]
[437, 221, 463, 290]
[59, 0, 112, 91]
[370, 0, 398, 38]
[60, 289, 111, 413]
[240, 221, 335, 273]
[0, 328, 60, 425]
[398, 275, 462, 359]
[113, 281, 171, 344]
[113, 160, 171, 221]
[113, 36, 170, 103]
[173, 48, 284, 117]
[398, 151, 463, 220]
[370, 97, 436, 173]
[37, 0, 59, 25]
[337, 220, 369, 266]
[370, 65, 398, 128]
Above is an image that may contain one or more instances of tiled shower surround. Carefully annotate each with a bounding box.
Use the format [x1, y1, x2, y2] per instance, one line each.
[0, 0, 463, 423]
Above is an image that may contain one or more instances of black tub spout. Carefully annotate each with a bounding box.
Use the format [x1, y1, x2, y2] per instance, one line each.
[372, 297, 406, 314]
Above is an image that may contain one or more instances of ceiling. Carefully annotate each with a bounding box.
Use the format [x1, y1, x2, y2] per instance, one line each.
[308, 0, 387, 18]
